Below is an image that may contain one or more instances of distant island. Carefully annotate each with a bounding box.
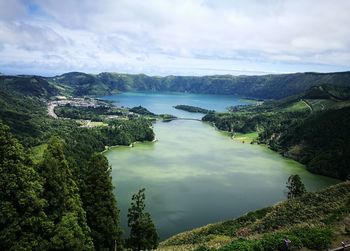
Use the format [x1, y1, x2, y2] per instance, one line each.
[174, 105, 213, 114]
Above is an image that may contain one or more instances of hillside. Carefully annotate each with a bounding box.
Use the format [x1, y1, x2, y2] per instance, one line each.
[49, 71, 350, 99]
[159, 181, 350, 251]
[0, 75, 60, 145]
[0, 75, 155, 164]
[0, 75, 158, 250]
[202, 85, 350, 180]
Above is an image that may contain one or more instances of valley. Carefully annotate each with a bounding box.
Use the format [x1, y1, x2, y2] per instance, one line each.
[1, 72, 349, 250]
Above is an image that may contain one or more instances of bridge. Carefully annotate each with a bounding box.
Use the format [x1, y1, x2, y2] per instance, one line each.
[162, 117, 202, 122]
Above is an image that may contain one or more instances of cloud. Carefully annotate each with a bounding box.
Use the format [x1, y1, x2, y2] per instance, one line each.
[0, 0, 349, 75]
[0, 0, 27, 21]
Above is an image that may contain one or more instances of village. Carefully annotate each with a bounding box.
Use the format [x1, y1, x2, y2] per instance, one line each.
[47, 96, 139, 127]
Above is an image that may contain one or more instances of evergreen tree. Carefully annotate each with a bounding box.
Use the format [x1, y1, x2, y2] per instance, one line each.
[39, 136, 94, 250]
[81, 154, 123, 251]
[127, 188, 159, 251]
[0, 122, 50, 250]
[286, 174, 307, 199]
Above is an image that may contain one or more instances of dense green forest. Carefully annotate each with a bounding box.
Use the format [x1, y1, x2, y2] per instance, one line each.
[0, 75, 158, 250]
[48, 71, 350, 99]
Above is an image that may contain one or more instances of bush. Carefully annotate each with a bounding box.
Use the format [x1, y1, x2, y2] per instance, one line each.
[291, 227, 333, 250]
[218, 239, 262, 251]
[194, 246, 213, 251]
[260, 233, 302, 251]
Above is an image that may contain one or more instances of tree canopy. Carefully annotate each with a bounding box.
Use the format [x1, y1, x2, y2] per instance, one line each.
[81, 154, 123, 250]
[127, 188, 159, 251]
[0, 122, 50, 250]
[286, 174, 307, 199]
[39, 137, 94, 250]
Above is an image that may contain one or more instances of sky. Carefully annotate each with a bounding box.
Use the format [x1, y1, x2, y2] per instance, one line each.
[0, 0, 349, 76]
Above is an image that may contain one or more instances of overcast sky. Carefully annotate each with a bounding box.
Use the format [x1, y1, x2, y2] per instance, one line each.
[0, 0, 349, 76]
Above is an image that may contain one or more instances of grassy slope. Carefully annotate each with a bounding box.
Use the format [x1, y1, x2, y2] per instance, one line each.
[233, 132, 259, 144]
[159, 182, 350, 250]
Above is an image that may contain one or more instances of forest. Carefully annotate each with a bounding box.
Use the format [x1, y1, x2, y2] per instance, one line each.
[0, 75, 159, 250]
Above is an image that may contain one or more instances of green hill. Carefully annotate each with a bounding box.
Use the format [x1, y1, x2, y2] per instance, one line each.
[202, 85, 350, 180]
[159, 181, 350, 251]
[0, 75, 60, 145]
[49, 71, 350, 99]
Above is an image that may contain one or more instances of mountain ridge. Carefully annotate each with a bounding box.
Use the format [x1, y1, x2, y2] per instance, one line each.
[45, 71, 350, 99]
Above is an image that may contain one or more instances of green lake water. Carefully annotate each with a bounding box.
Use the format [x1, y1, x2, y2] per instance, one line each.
[103, 92, 339, 240]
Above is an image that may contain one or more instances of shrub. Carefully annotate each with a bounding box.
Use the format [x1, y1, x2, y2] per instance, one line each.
[260, 233, 302, 251]
[291, 227, 333, 250]
[218, 239, 262, 251]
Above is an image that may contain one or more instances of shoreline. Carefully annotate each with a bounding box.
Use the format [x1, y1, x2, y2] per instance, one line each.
[101, 137, 158, 154]
[205, 121, 342, 181]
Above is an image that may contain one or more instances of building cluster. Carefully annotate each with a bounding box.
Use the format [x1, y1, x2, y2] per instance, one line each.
[51, 96, 102, 108]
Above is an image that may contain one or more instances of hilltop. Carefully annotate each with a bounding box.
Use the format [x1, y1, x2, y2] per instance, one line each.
[47, 71, 350, 99]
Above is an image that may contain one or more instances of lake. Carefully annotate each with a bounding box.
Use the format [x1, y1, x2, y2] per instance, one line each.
[101, 91, 253, 119]
[103, 92, 338, 240]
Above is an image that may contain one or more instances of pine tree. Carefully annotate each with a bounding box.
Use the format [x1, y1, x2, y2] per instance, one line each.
[0, 122, 50, 250]
[127, 188, 159, 251]
[286, 174, 307, 199]
[39, 136, 94, 250]
[81, 154, 123, 251]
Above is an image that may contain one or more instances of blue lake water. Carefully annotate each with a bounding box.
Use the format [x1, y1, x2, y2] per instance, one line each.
[101, 92, 252, 119]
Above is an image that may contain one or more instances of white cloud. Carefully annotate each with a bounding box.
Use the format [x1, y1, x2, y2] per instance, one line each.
[0, 0, 349, 75]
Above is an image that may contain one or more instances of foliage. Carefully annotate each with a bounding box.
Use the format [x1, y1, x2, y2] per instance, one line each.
[280, 107, 350, 179]
[81, 154, 123, 250]
[130, 105, 155, 116]
[0, 75, 160, 250]
[220, 226, 332, 251]
[39, 137, 94, 250]
[289, 227, 333, 250]
[218, 239, 262, 251]
[286, 174, 306, 199]
[127, 188, 159, 251]
[0, 123, 51, 251]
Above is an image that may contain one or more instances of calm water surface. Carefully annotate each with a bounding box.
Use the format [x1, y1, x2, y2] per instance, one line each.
[102, 91, 251, 119]
[103, 92, 339, 240]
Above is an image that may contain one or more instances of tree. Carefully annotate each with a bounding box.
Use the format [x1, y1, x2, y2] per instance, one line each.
[127, 188, 159, 251]
[81, 154, 123, 251]
[39, 136, 93, 250]
[286, 174, 306, 199]
[0, 122, 50, 250]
